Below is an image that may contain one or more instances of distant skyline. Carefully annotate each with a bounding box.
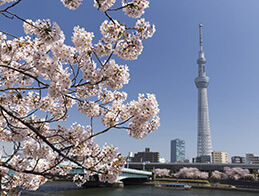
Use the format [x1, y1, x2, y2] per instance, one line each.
[1, 0, 259, 161]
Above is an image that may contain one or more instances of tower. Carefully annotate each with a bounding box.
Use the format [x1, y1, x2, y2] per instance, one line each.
[195, 24, 212, 157]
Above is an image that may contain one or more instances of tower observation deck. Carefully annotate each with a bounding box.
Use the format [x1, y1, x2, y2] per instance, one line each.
[195, 24, 212, 157]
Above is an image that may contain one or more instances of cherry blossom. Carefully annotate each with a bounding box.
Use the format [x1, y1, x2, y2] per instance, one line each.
[94, 40, 113, 57]
[135, 18, 156, 40]
[223, 167, 258, 181]
[100, 20, 126, 44]
[0, 0, 158, 194]
[210, 170, 226, 180]
[0, 0, 16, 6]
[24, 19, 63, 44]
[115, 35, 143, 60]
[155, 168, 170, 177]
[60, 0, 83, 10]
[174, 167, 208, 179]
[72, 26, 94, 56]
[93, 0, 116, 11]
[122, 0, 149, 18]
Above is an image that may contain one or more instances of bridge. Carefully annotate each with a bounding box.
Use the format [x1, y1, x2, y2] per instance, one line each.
[118, 168, 152, 184]
[69, 167, 152, 185]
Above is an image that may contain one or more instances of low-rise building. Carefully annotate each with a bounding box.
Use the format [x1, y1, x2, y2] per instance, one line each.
[246, 153, 259, 164]
[212, 151, 228, 164]
[231, 156, 246, 164]
[131, 148, 160, 163]
[194, 155, 211, 163]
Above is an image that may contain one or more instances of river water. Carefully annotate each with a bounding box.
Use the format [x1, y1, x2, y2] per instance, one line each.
[21, 181, 259, 196]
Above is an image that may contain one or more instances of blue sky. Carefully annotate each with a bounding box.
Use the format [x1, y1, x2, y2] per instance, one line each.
[1, 0, 259, 161]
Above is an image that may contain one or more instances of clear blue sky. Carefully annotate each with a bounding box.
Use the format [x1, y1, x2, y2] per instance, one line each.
[1, 0, 259, 161]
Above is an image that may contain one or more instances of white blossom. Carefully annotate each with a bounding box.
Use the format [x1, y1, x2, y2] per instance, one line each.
[135, 18, 156, 39]
[0, 0, 16, 6]
[60, 0, 83, 10]
[100, 20, 126, 43]
[122, 0, 149, 18]
[23, 19, 63, 44]
[115, 35, 143, 60]
[93, 0, 116, 11]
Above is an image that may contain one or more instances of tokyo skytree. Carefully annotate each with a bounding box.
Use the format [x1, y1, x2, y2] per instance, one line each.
[195, 24, 212, 157]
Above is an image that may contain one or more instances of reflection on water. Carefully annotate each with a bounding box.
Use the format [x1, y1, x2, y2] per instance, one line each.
[21, 181, 259, 196]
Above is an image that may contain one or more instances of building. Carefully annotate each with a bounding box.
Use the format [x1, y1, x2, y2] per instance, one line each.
[170, 139, 185, 163]
[194, 155, 211, 163]
[246, 153, 259, 164]
[131, 148, 160, 163]
[212, 151, 228, 164]
[231, 156, 246, 164]
[195, 24, 213, 158]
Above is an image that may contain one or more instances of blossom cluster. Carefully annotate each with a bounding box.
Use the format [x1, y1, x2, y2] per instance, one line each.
[122, 0, 149, 18]
[23, 19, 63, 44]
[94, 40, 113, 57]
[173, 167, 258, 182]
[60, 0, 83, 10]
[126, 94, 160, 139]
[174, 167, 208, 179]
[72, 26, 94, 57]
[155, 168, 170, 177]
[223, 167, 257, 181]
[100, 20, 126, 44]
[115, 35, 143, 60]
[103, 59, 130, 89]
[93, 0, 116, 11]
[135, 18, 156, 40]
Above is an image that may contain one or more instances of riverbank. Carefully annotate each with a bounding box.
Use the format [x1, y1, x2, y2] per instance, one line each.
[153, 178, 259, 193]
[22, 182, 259, 196]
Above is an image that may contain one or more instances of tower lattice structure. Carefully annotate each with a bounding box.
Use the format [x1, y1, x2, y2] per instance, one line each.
[195, 24, 212, 157]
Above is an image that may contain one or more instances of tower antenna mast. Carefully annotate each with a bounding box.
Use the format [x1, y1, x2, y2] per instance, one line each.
[199, 23, 203, 51]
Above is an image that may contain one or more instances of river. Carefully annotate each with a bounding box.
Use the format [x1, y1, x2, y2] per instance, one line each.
[21, 181, 259, 196]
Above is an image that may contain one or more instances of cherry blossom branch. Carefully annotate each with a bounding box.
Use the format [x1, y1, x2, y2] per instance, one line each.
[0, 86, 47, 91]
[0, 64, 48, 87]
[4, 142, 21, 164]
[87, 116, 133, 140]
[107, 3, 133, 11]
[0, 10, 40, 30]
[0, 30, 19, 39]
[2, 0, 22, 12]
[0, 104, 102, 174]
[0, 162, 73, 180]
[60, 116, 133, 153]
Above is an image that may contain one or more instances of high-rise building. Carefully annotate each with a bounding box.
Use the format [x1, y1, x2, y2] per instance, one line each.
[171, 139, 185, 163]
[212, 151, 228, 164]
[195, 24, 213, 158]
